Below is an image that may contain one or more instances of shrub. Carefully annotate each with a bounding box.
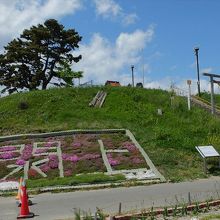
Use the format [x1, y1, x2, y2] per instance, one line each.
[18, 101, 29, 110]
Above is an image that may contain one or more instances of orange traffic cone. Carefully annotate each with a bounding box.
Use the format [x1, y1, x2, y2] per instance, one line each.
[16, 177, 23, 200]
[17, 182, 34, 219]
[17, 179, 32, 207]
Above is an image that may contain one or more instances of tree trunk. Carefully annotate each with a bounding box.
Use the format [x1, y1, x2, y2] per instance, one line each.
[42, 81, 47, 90]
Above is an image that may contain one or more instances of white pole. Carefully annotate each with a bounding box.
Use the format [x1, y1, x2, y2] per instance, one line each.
[187, 80, 191, 110]
[142, 49, 145, 87]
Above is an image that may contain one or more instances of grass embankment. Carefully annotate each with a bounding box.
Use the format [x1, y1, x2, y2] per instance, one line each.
[1, 86, 220, 182]
[200, 92, 220, 107]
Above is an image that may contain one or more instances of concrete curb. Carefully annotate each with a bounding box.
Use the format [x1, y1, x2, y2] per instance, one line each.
[0, 179, 162, 195]
[113, 200, 220, 220]
[0, 129, 126, 142]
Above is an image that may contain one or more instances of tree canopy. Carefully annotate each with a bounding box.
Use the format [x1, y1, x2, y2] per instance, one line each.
[56, 61, 83, 87]
[0, 19, 82, 94]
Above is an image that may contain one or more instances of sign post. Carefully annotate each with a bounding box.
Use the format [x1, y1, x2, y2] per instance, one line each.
[195, 145, 220, 173]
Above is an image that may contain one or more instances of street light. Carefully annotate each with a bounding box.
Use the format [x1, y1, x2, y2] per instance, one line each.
[131, 65, 134, 87]
[194, 47, 201, 96]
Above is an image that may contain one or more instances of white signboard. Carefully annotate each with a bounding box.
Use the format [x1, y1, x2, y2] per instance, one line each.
[196, 145, 220, 158]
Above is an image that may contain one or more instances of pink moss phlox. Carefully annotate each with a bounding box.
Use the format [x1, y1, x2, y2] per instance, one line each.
[108, 158, 120, 166]
[48, 155, 59, 169]
[0, 152, 16, 159]
[72, 142, 82, 148]
[45, 142, 53, 148]
[20, 144, 33, 161]
[0, 146, 17, 152]
[35, 148, 48, 154]
[16, 159, 26, 166]
[62, 153, 69, 160]
[132, 157, 143, 164]
[107, 153, 120, 166]
[64, 170, 72, 176]
[48, 154, 57, 160]
[62, 154, 79, 163]
[122, 142, 137, 152]
[40, 164, 50, 173]
[80, 153, 100, 160]
[69, 155, 79, 163]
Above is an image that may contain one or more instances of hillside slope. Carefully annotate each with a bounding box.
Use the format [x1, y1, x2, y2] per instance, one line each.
[1, 86, 220, 181]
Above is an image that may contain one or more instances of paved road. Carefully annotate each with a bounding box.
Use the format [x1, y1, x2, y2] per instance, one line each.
[1, 177, 220, 220]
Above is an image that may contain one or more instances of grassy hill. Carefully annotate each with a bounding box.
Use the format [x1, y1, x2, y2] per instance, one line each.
[200, 92, 220, 107]
[1, 86, 220, 181]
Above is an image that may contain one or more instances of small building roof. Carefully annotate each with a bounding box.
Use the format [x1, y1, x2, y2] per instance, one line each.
[105, 80, 121, 86]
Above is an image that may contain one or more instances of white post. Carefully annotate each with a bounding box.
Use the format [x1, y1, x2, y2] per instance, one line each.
[187, 80, 192, 110]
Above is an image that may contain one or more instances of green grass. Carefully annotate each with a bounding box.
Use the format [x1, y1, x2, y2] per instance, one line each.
[200, 92, 220, 107]
[26, 173, 125, 188]
[200, 214, 220, 220]
[1, 86, 220, 182]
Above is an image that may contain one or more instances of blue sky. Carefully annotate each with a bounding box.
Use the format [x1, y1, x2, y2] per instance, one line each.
[1, 0, 220, 92]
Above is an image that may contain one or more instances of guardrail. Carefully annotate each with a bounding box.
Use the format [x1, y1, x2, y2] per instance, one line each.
[191, 96, 220, 115]
[172, 85, 220, 115]
[192, 95, 220, 111]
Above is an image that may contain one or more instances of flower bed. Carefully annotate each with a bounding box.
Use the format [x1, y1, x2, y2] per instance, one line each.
[0, 132, 150, 181]
[101, 134, 130, 150]
[107, 152, 146, 170]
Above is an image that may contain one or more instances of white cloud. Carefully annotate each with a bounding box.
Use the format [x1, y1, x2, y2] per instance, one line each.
[144, 79, 171, 90]
[0, 0, 82, 49]
[201, 67, 213, 74]
[141, 77, 220, 95]
[72, 26, 154, 85]
[122, 13, 138, 26]
[93, 0, 138, 25]
[116, 28, 154, 55]
[93, 0, 122, 18]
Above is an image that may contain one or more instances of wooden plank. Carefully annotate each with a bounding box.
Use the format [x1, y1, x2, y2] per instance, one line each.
[99, 92, 107, 108]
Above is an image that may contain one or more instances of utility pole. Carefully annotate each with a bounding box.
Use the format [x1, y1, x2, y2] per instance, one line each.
[131, 65, 134, 87]
[194, 47, 201, 96]
[210, 75, 215, 114]
[142, 49, 145, 87]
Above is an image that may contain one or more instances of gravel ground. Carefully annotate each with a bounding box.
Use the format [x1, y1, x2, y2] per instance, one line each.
[0, 181, 18, 191]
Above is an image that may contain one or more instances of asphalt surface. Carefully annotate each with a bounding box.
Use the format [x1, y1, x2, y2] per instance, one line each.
[1, 177, 220, 220]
